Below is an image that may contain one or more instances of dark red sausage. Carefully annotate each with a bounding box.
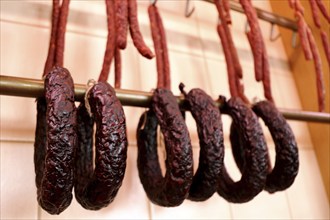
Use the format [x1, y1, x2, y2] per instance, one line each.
[320, 30, 330, 64]
[137, 89, 193, 206]
[295, 11, 313, 60]
[34, 98, 47, 189]
[75, 82, 128, 210]
[316, 0, 330, 23]
[179, 84, 224, 201]
[99, 0, 116, 82]
[43, 0, 60, 76]
[239, 0, 263, 82]
[74, 103, 94, 208]
[128, 0, 154, 59]
[309, 0, 321, 28]
[115, 0, 128, 49]
[155, 7, 170, 90]
[217, 97, 268, 203]
[306, 27, 325, 112]
[217, 23, 238, 97]
[54, 0, 70, 67]
[114, 46, 121, 89]
[148, 5, 164, 88]
[38, 66, 77, 214]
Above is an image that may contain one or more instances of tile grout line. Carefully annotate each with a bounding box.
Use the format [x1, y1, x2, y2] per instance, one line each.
[37, 204, 41, 220]
[228, 203, 235, 220]
[284, 191, 294, 219]
[147, 199, 153, 220]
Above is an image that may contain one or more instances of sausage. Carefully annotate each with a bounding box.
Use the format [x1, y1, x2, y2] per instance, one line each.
[230, 101, 299, 193]
[114, 46, 121, 89]
[43, 0, 60, 76]
[115, 0, 128, 49]
[215, 0, 242, 79]
[136, 88, 193, 206]
[155, 7, 170, 89]
[306, 27, 325, 112]
[239, 0, 263, 82]
[217, 23, 238, 97]
[217, 97, 268, 203]
[34, 98, 47, 189]
[74, 102, 94, 208]
[261, 44, 274, 103]
[222, 0, 232, 24]
[75, 81, 128, 210]
[38, 66, 77, 214]
[148, 5, 170, 89]
[215, 1, 250, 103]
[99, 0, 116, 82]
[309, 0, 321, 28]
[295, 11, 313, 60]
[320, 30, 330, 64]
[54, 0, 70, 67]
[179, 84, 224, 201]
[128, 0, 154, 59]
[316, 0, 330, 23]
[148, 5, 164, 88]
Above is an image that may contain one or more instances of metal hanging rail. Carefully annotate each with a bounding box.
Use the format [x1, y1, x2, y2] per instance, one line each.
[1, 75, 329, 124]
[203, 0, 298, 31]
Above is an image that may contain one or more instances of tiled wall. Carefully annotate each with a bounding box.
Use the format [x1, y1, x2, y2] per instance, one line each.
[1, 1, 329, 219]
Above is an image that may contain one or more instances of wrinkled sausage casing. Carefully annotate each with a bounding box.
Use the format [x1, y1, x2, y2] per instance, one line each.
[74, 102, 94, 205]
[183, 88, 224, 201]
[137, 88, 193, 207]
[75, 81, 128, 210]
[36, 66, 77, 215]
[230, 101, 299, 193]
[217, 97, 268, 203]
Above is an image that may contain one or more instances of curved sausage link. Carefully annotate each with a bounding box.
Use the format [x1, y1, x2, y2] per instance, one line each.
[217, 97, 268, 203]
[128, 0, 154, 59]
[115, 0, 128, 49]
[38, 66, 77, 214]
[43, 0, 60, 77]
[230, 101, 299, 193]
[74, 102, 94, 206]
[179, 84, 224, 201]
[75, 81, 128, 210]
[137, 88, 193, 207]
[34, 98, 47, 189]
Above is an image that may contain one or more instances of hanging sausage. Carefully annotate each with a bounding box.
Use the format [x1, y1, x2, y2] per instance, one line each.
[34, 0, 76, 215]
[74, 0, 128, 210]
[216, 96, 269, 203]
[136, 3, 194, 207]
[179, 83, 224, 201]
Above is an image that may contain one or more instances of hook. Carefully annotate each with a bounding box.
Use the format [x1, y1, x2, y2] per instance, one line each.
[185, 0, 195, 18]
[150, 0, 157, 6]
[291, 31, 297, 48]
[269, 23, 281, 41]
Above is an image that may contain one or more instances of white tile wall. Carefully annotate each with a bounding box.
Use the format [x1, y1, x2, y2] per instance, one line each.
[0, 141, 38, 219]
[1, 0, 329, 219]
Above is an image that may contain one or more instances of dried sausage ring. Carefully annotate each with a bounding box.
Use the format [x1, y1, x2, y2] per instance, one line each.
[136, 88, 193, 207]
[74, 102, 94, 204]
[217, 97, 268, 203]
[74, 81, 128, 210]
[179, 84, 224, 201]
[230, 100, 299, 193]
[35, 67, 77, 214]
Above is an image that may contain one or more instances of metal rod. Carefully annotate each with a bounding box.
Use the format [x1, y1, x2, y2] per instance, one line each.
[203, 0, 298, 31]
[1, 75, 329, 124]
